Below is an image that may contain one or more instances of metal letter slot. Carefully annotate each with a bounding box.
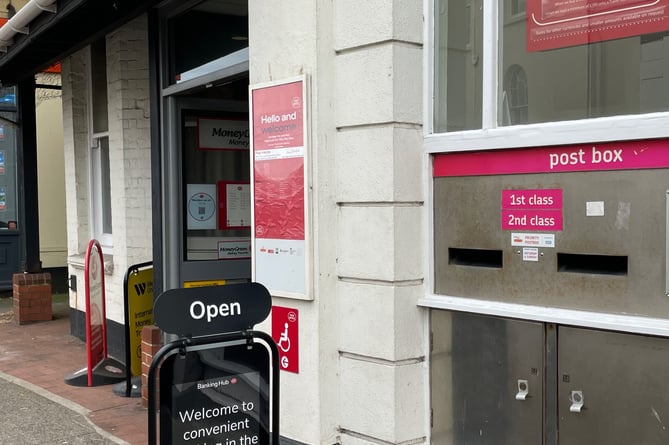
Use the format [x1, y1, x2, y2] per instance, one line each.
[569, 390, 584, 413]
[516, 379, 529, 400]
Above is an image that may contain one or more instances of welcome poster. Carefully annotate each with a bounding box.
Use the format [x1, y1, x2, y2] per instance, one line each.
[251, 77, 310, 299]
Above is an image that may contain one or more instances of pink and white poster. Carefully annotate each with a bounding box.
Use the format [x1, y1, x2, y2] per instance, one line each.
[527, 0, 669, 51]
[251, 77, 309, 298]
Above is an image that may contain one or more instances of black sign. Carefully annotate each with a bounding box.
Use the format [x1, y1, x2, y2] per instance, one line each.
[153, 283, 272, 337]
[160, 342, 270, 445]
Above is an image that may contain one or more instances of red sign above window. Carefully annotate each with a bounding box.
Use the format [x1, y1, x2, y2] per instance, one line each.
[527, 0, 669, 52]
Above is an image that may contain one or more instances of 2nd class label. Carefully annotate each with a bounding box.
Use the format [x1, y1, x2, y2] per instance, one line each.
[504, 211, 559, 228]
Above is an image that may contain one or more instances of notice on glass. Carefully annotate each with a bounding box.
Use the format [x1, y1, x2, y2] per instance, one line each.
[187, 184, 217, 230]
[251, 77, 308, 298]
[527, 0, 669, 51]
[218, 182, 250, 229]
[197, 118, 250, 151]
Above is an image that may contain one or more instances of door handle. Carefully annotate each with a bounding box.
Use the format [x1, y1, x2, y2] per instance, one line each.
[516, 379, 529, 400]
[569, 390, 584, 412]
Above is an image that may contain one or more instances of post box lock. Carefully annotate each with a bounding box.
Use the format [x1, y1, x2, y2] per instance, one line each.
[570, 390, 584, 413]
[516, 379, 529, 400]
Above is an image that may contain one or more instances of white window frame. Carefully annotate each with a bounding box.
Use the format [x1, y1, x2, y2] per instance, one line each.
[421, 0, 669, 337]
[87, 42, 113, 249]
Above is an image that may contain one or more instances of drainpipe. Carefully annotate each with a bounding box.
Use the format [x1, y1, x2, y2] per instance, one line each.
[0, 0, 57, 51]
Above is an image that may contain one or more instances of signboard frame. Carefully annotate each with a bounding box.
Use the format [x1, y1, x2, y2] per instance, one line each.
[159, 340, 272, 445]
[250, 75, 312, 300]
[148, 283, 279, 445]
[119, 261, 153, 397]
[65, 240, 126, 387]
[85, 239, 107, 386]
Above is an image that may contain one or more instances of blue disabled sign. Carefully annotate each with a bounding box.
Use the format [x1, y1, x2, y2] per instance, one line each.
[153, 282, 272, 337]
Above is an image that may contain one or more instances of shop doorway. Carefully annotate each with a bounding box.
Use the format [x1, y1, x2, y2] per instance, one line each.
[156, 0, 249, 291]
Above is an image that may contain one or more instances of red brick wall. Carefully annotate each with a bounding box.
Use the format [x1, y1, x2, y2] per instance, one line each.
[13, 273, 52, 324]
[141, 325, 162, 408]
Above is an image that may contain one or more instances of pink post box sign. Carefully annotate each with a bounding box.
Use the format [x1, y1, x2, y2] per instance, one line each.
[433, 139, 669, 177]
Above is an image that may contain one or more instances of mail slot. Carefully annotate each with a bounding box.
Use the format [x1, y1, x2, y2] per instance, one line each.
[433, 140, 669, 318]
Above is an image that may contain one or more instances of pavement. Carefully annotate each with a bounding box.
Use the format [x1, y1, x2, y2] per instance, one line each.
[0, 294, 148, 444]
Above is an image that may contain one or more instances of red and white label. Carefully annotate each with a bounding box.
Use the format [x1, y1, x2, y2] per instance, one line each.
[527, 0, 669, 52]
[272, 306, 299, 374]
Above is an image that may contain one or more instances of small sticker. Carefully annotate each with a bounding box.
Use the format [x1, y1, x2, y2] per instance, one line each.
[523, 248, 539, 262]
[511, 233, 555, 248]
[586, 201, 605, 217]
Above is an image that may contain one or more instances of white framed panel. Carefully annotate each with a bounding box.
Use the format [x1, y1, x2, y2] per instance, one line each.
[250, 75, 312, 300]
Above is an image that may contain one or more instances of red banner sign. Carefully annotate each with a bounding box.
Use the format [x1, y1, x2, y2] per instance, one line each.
[85, 239, 107, 386]
[527, 0, 669, 51]
[272, 306, 299, 374]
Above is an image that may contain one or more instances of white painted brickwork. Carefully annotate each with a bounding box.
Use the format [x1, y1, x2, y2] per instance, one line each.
[63, 16, 152, 323]
[104, 16, 152, 322]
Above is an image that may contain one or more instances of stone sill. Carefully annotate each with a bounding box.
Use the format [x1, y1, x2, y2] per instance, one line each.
[68, 253, 114, 275]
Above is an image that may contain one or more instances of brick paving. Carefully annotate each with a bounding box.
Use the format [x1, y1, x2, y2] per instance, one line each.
[0, 300, 148, 445]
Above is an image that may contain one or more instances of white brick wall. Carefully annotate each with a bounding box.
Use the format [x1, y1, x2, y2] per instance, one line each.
[62, 16, 152, 323]
[62, 50, 91, 314]
[104, 16, 152, 322]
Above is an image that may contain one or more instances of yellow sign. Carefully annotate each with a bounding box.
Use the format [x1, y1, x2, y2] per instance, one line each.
[183, 279, 227, 288]
[127, 267, 153, 376]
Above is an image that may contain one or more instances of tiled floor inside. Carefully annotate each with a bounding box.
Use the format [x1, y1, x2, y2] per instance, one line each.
[0, 295, 148, 445]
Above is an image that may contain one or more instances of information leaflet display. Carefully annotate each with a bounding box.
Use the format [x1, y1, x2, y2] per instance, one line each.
[160, 342, 270, 445]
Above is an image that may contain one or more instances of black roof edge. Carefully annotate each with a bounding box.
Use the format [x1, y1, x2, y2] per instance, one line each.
[0, 0, 162, 85]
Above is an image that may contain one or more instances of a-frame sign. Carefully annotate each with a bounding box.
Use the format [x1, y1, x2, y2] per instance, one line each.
[147, 283, 279, 445]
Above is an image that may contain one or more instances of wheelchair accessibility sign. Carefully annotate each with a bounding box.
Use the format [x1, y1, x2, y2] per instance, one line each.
[272, 306, 299, 373]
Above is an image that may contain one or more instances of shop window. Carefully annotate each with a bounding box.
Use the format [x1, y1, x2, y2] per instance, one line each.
[434, 0, 483, 132]
[0, 87, 19, 230]
[433, 0, 669, 132]
[509, 0, 525, 17]
[89, 38, 113, 247]
[502, 64, 528, 125]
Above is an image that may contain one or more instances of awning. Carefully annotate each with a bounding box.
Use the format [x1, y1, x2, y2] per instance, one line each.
[0, 0, 161, 85]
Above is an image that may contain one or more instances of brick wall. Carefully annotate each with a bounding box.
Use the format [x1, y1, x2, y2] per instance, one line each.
[61, 15, 152, 326]
[141, 325, 162, 408]
[13, 272, 52, 324]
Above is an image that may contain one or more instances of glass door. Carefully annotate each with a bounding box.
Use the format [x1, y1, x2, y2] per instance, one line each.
[178, 93, 252, 286]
